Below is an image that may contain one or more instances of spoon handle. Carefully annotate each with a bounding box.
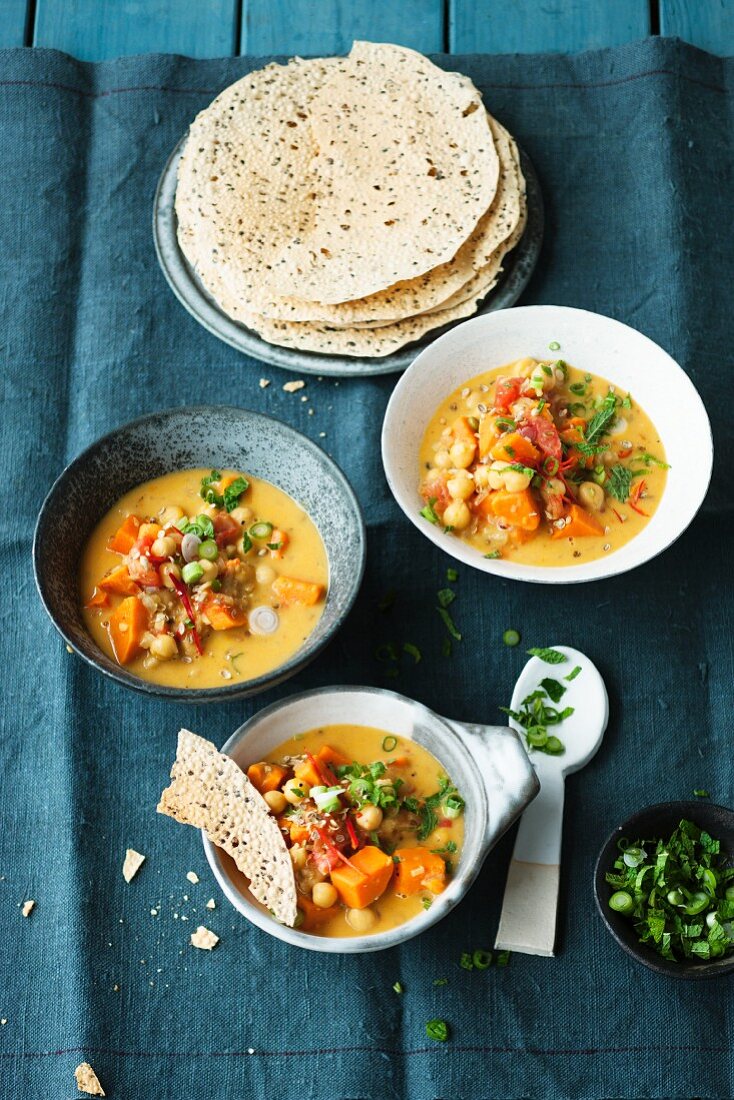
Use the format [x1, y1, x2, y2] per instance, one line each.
[494, 771, 565, 957]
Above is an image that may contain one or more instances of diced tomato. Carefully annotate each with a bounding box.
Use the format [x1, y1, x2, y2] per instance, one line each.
[420, 474, 451, 515]
[311, 835, 343, 874]
[520, 417, 562, 461]
[493, 376, 524, 413]
[213, 513, 241, 547]
[131, 560, 161, 588]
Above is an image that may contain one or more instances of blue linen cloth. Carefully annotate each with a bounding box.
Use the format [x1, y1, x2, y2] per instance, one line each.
[0, 36, 731, 1100]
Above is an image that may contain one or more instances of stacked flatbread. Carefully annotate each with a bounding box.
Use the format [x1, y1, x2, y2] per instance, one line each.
[176, 42, 527, 358]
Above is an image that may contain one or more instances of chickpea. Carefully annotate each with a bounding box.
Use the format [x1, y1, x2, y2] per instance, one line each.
[283, 777, 307, 805]
[578, 481, 605, 512]
[355, 804, 383, 831]
[473, 464, 491, 490]
[149, 634, 177, 661]
[160, 562, 182, 590]
[346, 907, 377, 933]
[255, 563, 276, 585]
[446, 469, 474, 501]
[312, 882, 338, 909]
[545, 477, 565, 497]
[230, 505, 253, 525]
[158, 505, 184, 526]
[197, 559, 219, 584]
[151, 535, 176, 559]
[503, 467, 532, 493]
[529, 363, 555, 393]
[449, 440, 475, 469]
[442, 500, 471, 530]
[433, 448, 452, 470]
[290, 845, 307, 870]
[609, 416, 628, 437]
[263, 789, 287, 814]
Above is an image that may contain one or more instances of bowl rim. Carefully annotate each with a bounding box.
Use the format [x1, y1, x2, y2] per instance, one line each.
[593, 799, 734, 980]
[382, 304, 714, 584]
[202, 683, 503, 953]
[32, 404, 366, 701]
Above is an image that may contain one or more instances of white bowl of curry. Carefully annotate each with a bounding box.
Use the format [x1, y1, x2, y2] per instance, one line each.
[382, 305, 712, 582]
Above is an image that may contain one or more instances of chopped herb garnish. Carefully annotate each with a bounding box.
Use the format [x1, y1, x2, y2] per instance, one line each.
[496, 951, 511, 967]
[565, 665, 582, 682]
[607, 464, 633, 503]
[392, 981, 404, 994]
[421, 897, 432, 910]
[179, 514, 215, 541]
[433, 977, 448, 986]
[436, 607, 462, 641]
[494, 417, 516, 431]
[503, 629, 521, 647]
[527, 647, 567, 665]
[437, 588, 456, 608]
[584, 391, 618, 445]
[638, 452, 671, 470]
[426, 1019, 449, 1042]
[459, 952, 474, 970]
[222, 476, 249, 512]
[403, 642, 422, 664]
[540, 677, 566, 704]
[548, 340, 560, 351]
[420, 498, 440, 524]
[199, 470, 223, 506]
[446, 568, 458, 582]
[693, 789, 710, 798]
[605, 819, 734, 962]
[621, 393, 633, 409]
[569, 382, 587, 396]
[484, 550, 502, 560]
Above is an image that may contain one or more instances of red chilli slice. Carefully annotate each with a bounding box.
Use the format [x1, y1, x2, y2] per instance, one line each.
[314, 826, 366, 877]
[169, 573, 204, 655]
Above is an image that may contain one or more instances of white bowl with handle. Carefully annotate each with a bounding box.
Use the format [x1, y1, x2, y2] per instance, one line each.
[382, 305, 713, 583]
[203, 685, 539, 953]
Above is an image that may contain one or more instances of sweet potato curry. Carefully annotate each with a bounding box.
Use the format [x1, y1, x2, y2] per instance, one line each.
[419, 358, 667, 565]
[226, 725, 464, 937]
[81, 469, 327, 688]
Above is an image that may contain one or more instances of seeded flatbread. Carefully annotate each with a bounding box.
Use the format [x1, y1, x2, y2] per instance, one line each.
[196, 112, 521, 327]
[157, 730, 297, 927]
[177, 43, 499, 312]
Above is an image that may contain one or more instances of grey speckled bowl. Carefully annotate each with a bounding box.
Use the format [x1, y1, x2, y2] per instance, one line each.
[203, 685, 540, 952]
[33, 406, 365, 702]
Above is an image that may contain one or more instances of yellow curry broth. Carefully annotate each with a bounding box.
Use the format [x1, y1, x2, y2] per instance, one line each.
[224, 724, 464, 938]
[80, 469, 327, 688]
[419, 361, 667, 566]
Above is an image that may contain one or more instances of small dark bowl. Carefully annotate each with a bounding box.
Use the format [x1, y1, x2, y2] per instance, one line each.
[594, 801, 734, 980]
[33, 405, 365, 702]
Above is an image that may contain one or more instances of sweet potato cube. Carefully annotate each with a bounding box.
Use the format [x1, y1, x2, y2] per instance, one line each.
[393, 848, 447, 896]
[551, 504, 604, 539]
[330, 846, 394, 910]
[108, 514, 141, 554]
[108, 596, 148, 665]
[247, 761, 290, 794]
[272, 576, 324, 607]
[99, 564, 139, 596]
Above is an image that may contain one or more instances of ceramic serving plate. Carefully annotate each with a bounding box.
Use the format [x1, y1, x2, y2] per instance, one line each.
[153, 138, 543, 379]
[382, 305, 713, 583]
[203, 685, 539, 953]
[33, 406, 365, 702]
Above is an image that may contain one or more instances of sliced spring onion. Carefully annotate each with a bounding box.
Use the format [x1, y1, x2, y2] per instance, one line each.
[181, 561, 204, 585]
[382, 735, 398, 753]
[622, 846, 647, 868]
[503, 629, 520, 647]
[249, 521, 274, 540]
[609, 890, 635, 915]
[198, 539, 219, 561]
[472, 949, 492, 970]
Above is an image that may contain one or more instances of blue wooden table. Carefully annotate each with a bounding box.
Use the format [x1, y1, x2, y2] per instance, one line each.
[1, 0, 733, 58]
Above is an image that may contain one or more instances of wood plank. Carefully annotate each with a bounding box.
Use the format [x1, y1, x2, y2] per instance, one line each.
[660, 0, 734, 55]
[33, 0, 239, 60]
[450, 0, 649, 54]
[0, 0, 30, 47]
[241, 0, 444, 56]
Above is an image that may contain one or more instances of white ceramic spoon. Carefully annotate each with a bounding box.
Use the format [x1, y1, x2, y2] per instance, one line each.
[494, 645, 609, 957]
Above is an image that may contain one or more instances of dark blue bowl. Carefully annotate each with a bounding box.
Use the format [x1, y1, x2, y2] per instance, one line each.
[33, 405, 365, 702]
[594, 801, 734, 980]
